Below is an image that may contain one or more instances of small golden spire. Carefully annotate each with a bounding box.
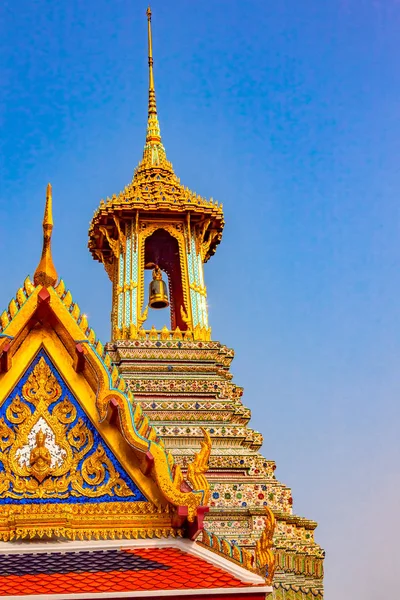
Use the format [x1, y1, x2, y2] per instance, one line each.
[33, 183, 58, 288]
[145, 6, 161, 146]
[147, 7, 155, 99]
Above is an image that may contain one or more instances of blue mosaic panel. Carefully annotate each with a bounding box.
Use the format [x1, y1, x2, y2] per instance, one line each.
[130, 220, 139, 327]
[118, 253, 124, 329]
[187, 239, 195, 285]
[0, 350, 147, 504]
[131, 288, 138, 326]
[125, 222, 132, 325]
[190, 289, 200, 328]
[199, 293, 208, 327]
[198, 254, 205, 287]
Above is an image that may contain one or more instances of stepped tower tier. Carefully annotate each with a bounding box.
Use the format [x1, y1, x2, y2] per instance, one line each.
[89, 10, 324, 600]
[106, 338, 325, 598]
[89, 8, 223, 343]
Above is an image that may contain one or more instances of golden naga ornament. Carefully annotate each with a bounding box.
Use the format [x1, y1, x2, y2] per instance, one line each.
[187, 427, 212, 505]
[255, 506, 276, 585]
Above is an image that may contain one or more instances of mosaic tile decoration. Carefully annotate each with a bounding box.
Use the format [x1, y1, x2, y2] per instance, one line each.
[108, 338, 325, 598]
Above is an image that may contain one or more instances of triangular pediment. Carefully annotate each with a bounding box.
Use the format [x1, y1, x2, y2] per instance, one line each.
[0, 350, 146, 504]
[0, 277, 211, 540]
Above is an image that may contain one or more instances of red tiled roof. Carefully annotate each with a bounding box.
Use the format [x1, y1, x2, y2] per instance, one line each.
[0, 547, 252, 596]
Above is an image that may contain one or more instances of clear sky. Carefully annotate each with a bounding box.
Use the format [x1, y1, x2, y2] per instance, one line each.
[1, 1, 399, 597]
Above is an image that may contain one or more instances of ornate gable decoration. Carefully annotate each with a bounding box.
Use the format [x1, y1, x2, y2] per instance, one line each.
[0, 184, 211, 540]
[0, 352, 144, 503]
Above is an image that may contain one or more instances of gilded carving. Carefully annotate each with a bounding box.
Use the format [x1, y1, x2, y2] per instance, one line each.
[22, 357, 61, 405]
[255, 506, 276, 584]
[186, 427, 211, 504]
[29, 430, 52, 482]
[99, 226, 120, 259]
[113, 215, 127, 253]
[180, 305, 193, 331]
[0, 311, 9, 330]
[6, 396, 30, 424]
[189, 282, 207, 297]
[194, 219, 210, 255]
[201, 230, 219, 262]
[136, 305, 149, 335]
[0, 357, 138, 501]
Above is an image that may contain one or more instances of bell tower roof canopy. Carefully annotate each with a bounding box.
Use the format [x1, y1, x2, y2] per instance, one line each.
[89, 8, 224, 266]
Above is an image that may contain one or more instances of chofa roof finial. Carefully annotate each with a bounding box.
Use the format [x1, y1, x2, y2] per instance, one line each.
[33, 183, 58, 288]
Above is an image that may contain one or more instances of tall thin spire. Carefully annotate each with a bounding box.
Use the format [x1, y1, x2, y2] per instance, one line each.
[145, 6, 161, 145]
[137, 8, 169, 170]
[34, 183, 58, 288]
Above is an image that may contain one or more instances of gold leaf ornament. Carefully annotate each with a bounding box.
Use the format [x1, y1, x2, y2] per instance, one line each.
[255, 506, 276, 584]
[0, 357, 137, 501]
[186, 427, 211, 504]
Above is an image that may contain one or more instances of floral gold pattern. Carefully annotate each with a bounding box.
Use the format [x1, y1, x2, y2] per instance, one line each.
[0, 357, 140, 501]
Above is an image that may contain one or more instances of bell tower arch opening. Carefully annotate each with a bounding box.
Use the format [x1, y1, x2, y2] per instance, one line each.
[143, 228, 185, 331]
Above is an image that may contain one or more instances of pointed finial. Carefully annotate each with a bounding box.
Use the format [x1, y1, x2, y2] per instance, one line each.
[33, 183, 58, 288]
[145, 6, 161, 145]
[147, 7, 155, 101]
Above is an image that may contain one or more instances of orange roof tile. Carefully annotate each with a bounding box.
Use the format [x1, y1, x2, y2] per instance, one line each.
[0, 547, 254, 596]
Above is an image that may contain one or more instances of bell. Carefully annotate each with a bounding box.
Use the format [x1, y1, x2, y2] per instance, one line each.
[148, 265, 169, 309]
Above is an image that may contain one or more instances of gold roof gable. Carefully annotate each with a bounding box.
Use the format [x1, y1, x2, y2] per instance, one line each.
[0, 186, 211, 541]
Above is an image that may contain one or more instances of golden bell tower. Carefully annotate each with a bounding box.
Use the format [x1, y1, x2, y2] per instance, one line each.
[89, 7, 224, 342]
[89, 10, 324, 599]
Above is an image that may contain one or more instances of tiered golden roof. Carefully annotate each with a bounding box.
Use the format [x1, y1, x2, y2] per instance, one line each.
[88, 7, 224, 266]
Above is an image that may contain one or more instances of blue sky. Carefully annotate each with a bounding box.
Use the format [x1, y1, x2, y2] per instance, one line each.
[1, 1, 400, 597]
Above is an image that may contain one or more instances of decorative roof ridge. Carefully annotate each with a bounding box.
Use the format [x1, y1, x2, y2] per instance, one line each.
[0, 185, 213, 524]
[0, 276, 162, 450]
[0, 276, 35, 334]
[198, 506, 276, 585]
[92, 183, 223, 213]
[0, 274, 212, 522]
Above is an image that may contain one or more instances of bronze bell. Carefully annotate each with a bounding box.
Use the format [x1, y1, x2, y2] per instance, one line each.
[148, 265, 169, 309]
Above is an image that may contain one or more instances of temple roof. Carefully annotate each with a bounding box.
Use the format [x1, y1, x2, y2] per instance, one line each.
[0, 185, 212, 539]
[0, 538, 272, 599]
[0, 177, 275, 592]
[88, 8, 224, 267]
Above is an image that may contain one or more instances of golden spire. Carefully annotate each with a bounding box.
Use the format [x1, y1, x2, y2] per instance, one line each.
[142, 7, 167, 167]
[146, 7, 157, 121]
[33, 183, 58, 288]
